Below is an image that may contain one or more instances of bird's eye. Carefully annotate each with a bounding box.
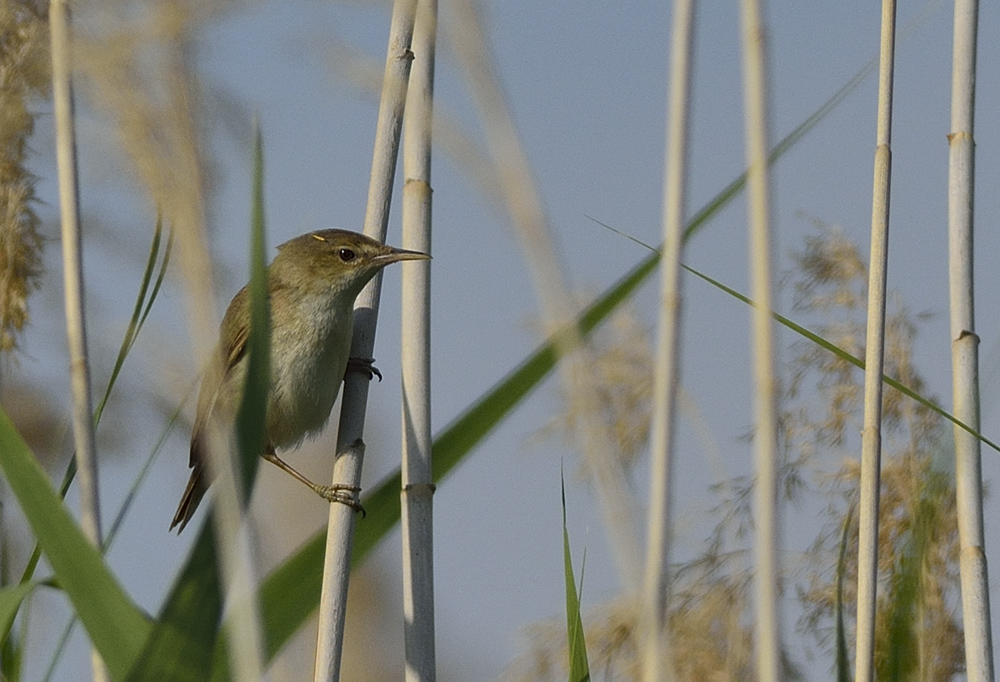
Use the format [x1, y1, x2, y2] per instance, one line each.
[338, 248, 356, 262]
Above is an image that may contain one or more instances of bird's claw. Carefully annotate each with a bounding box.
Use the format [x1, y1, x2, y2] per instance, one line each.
[346, 356, 382, 382]
[311, 483, 366, 517]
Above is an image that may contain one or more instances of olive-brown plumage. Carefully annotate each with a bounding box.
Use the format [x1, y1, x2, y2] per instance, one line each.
[170, 229, 429, 532]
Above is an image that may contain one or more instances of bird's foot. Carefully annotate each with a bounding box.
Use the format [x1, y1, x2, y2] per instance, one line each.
[346, 356, 382, 382]
[310, 482, 366, 518]
[262, 449, 367, 517]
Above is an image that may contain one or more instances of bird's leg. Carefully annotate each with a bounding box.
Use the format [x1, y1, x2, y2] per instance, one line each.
[346, 356, 382, 382]
[262, 448, 365, 515]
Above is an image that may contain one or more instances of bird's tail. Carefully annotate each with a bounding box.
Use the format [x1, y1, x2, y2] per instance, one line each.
[170, 465, 206, 533]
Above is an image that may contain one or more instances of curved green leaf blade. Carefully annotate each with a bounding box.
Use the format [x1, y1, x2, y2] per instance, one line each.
[562, 473, 590, 682]
[0, 408, 151, 680]
[15, 219, 172, 637]
[835, 503, 854, 682]
[0, 582, 39, 643]
[682, 264, 1000, 453]
[40, 223, 176, 682]
[126, 523, 222, 682]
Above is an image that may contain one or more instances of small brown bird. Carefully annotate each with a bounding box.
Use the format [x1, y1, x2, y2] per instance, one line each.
[170, 229, 429, 532]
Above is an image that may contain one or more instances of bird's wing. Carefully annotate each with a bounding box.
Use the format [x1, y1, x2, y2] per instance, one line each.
[188, 286, 251, 467]
[174, 286, 254, 531]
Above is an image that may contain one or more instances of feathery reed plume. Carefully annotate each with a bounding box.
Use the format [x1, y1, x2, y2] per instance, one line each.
[0, 0, 47, 354]
[72, 0, 218, 351]
[792, 229, 965, 681]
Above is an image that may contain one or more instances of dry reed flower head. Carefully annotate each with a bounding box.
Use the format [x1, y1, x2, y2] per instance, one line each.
[543, 304, 653, 477]
[71, 0, 215, 246]
[0, 0, 48, 353]
[789, 227, 963, 679]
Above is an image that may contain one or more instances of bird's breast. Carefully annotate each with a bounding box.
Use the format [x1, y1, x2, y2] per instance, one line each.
[266, 301, 353, 449]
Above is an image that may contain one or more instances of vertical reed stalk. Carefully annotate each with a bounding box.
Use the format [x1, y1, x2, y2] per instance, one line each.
[400, 0, 437, 680]
[854, 3, 897, 682]
[313, 1, 416, 679]
[206, 134, 272, 682]
[209, 454, 266, 682]
[448, 0, 643, 591]
[947, 1, 994, 680]
[737, 1, 781, 680]
[639, 0, 695, 680]
[141, 11, 265, 682]
[48, 2, 106, 680]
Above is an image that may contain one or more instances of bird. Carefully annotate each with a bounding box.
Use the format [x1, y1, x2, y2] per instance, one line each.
[170, 229, 430, 532]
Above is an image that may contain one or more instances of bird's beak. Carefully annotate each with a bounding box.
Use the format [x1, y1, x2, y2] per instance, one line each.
[376, 247, 431, 264]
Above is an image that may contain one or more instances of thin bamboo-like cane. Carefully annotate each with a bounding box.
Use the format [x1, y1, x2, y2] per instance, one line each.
[313, 1, 417, 679]
[854, 4, 896, 682]
[737, 2, 782, 681]
[204, 140, 270, 682]
[400, 1, 437, 680]
[48, 3, 106, 680]
[448, 0, 643, 591]
[208, 448, 267, 682]
[164, 28, 267, 682]
[947, 2, 995, 681]
[639, 0, 695, 680]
